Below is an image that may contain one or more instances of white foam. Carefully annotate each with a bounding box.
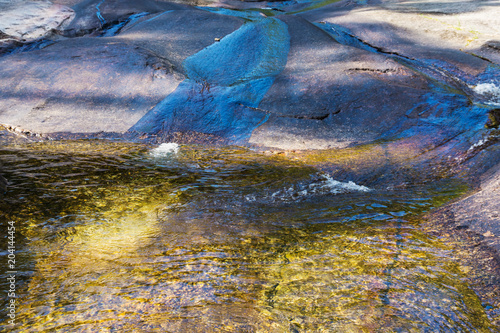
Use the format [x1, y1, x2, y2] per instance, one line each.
[313, 174, 372, 194]
[473, 82, 500, 106]
[468, 138, 488, 152]
[245, 195, 256, 202]
[264, 173, 371, 202]
[150, 143, 179, 157]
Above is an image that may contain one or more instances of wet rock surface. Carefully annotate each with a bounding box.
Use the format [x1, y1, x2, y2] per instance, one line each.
[0, 0, 74, 54]
[425, 162, 500, 325]
[431, 164, 500, 254]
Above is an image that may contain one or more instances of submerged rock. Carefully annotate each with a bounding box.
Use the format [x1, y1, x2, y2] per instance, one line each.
[439, 165, 500, 252]
[427, 162, 500, 312]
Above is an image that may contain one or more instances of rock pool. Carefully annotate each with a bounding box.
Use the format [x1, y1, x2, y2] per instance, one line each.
[0, 139, 497, 332]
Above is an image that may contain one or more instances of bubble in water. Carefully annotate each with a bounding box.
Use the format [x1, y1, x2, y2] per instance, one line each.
[150, 143, 180, 157]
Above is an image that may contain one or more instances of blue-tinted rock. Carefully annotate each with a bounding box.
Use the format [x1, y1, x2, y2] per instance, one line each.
[130, 17, 290, 143]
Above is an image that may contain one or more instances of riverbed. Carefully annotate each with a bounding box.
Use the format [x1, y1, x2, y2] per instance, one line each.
[0, 138, 497, 332]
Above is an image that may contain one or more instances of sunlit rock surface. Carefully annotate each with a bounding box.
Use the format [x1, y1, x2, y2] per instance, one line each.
[116, 8, 245, 76]
[0, 37, 182, 133]
[0, 0, 74, 40]
[0, 0, 74, 53]
[0, 0, 499, 196]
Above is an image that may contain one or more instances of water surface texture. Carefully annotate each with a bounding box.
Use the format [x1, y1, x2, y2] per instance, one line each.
[0, 140, 495, 332]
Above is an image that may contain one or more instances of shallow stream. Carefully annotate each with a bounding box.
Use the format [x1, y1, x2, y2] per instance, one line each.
[0, 139, 496, 332]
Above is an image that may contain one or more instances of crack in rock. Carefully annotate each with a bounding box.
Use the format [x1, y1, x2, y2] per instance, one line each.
[348, 67, 398, 74]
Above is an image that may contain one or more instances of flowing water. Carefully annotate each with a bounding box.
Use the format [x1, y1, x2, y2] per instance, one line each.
[0, 139, 496, 332]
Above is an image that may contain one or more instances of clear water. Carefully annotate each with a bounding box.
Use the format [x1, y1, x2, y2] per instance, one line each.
[0, 140, 495, 332]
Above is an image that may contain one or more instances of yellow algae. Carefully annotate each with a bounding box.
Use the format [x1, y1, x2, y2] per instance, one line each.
[282, 138, 425, 171]
[418, 14, 481, 49]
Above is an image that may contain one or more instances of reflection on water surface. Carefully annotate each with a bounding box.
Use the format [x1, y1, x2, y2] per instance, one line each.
[0, 140, 495, 332]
